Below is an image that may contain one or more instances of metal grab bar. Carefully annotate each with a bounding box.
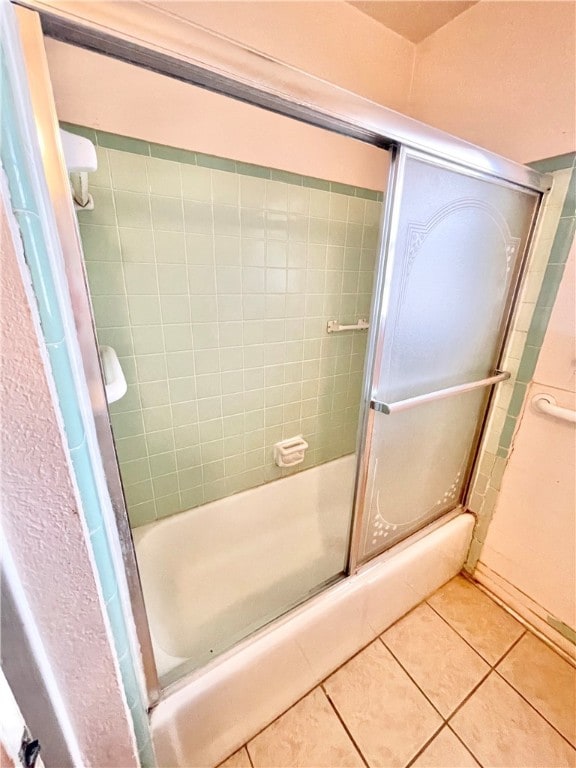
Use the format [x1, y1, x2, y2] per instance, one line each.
[532, 394, 576, 424]
[371, 370, 511, 414]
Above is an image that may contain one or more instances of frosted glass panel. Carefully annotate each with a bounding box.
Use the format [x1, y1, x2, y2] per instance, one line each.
[360, 152, 539, 562]
[376, 156, 537, 404]
[362, 390, 486, 554]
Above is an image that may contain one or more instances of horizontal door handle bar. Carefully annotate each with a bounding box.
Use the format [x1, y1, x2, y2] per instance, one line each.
[371, 370, 511, 415]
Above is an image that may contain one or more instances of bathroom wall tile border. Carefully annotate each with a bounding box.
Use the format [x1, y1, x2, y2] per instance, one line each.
[0, 29, 154, 767]
[466, 154, 576, 579]
[61, 122, 384, 201]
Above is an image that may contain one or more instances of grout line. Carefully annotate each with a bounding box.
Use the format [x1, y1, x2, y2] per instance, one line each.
[492, 667, 576, 751]
[402, 721, 449, 768]
[377, 635, 449, 722]
[445, 722, 484, 767]
[425, 587, 526, 667]
[320, 684, 371, 768]
[444, 632, 527, 728]
[244, 743, 255, 768]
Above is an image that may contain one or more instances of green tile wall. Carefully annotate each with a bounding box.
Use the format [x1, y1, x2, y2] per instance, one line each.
[71, 125, 382, 527]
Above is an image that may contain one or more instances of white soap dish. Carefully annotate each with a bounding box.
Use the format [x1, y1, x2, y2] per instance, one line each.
[274, 435, 309, 468]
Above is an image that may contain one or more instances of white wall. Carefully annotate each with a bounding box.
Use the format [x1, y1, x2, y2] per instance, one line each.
[409, 0, 576, 163]
[479, 242, 575, 643]
[41, 0, 414, 189]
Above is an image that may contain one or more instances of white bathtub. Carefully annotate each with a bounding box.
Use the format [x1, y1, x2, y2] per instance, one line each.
[145, 457, 475, 768]
[134, 455, 356, 681]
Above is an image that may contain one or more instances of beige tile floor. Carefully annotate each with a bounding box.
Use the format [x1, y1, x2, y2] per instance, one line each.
[218, 576, 576, 768]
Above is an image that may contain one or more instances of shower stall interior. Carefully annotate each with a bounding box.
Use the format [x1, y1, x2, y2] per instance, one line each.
[17, 3, 548, 734]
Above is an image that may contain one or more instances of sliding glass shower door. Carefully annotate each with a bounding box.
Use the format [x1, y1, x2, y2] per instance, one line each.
[356, 148, 540, 564]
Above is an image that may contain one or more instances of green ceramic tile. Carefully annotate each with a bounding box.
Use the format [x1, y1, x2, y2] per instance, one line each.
[150, 143, 197, 165]
[270, 169, 303, 186]
[92, 296, 130, 328]
[77, 187, 117, 227]
[196, 152, 237, 172]
[171, 401, 198, 425]
[115, 435, 148, 462]
[79, 224, 122, 262]
[109, 384, 141, 415]
[151, 195, 184, 232]
[330, 181, 356, 197]
[498, 414, 518, 451]
[184, 201, 213, 235]
[149, 452, 177, 476]
[147, 156, 181, 197]
[97, 327, 133, 357]
[112, 411, 144, 439]
[157, 264, 188, 295]
[81, 128, 383, 526]
[169, 377, 196, 403]
[124, 480, 154, 507]
[508, 382, 528, 418]
[180, 487, 204, 509]
[118, 227, 155, 263]
[155, 493, 181, 519]
[132, 326, 164, 355]
[236, 161, 270, 180]
[355, 188, 380, 201]
[128, 501, 156, 527]
[177, 445, 202, 469]
[166, 351, 195, 378]
[181, 166, 212, 202]
[139, 381, 170, 408]
[128, 296, 161, 326]
[305, 176, 330, 192]
[537, 263, 565, 308]
[179, 466, 203, 491]
[526, 304, 554, 348]
[549, 217, 576, 264]
[121, 458, 151, 487]
[154, 231, 186, 264]
[164, 324, 193, 352]
[108, 149, 148, 193]
[152, 472, 178, 498]
[516, 345, 541, 383]
[146, 429, 175, 455]
[96, 130, 150, 156]
[143, 405, 173, 433]
[160, 295, 190, 324]
[123, 263, 158, 296]
[86, 262, 125, 296]
[529, 153, 575, 172]
[115, 190, 152, 229]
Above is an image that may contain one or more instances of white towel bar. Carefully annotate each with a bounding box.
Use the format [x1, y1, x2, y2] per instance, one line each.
[531, 393, 576, 424]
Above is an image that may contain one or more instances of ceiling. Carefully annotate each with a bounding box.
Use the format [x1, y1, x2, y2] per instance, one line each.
[348, 1, 479, 43]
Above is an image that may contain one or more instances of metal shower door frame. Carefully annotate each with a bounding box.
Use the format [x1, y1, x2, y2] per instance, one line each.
[15, 1, 549, 705]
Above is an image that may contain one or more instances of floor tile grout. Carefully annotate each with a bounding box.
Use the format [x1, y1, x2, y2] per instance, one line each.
[425, 593, 526, 667]
[492, 666, 576, 750]
[445, 722, 484, 767]
[218, 578, 575, 768]
[320, 684, 371, 768]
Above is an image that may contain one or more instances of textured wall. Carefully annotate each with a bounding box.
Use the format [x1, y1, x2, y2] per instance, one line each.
[0, 194, 137, 766]
[72, 126, 382, 527]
